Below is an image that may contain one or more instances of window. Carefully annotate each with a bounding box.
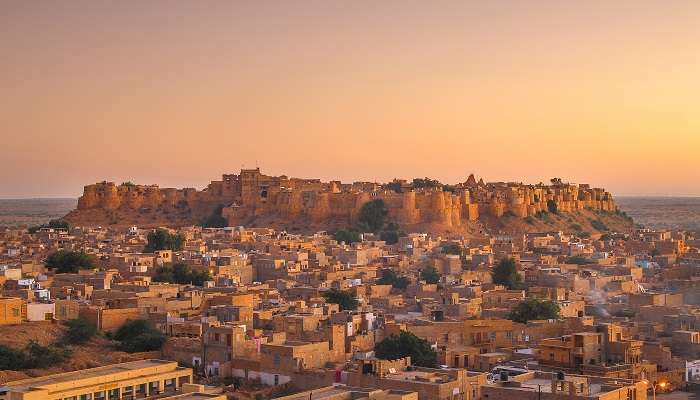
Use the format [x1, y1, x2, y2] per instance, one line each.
[274, 374, 279, 385]
[136, 384, 146, 394]
[274, 354, 281, 367]
[11, 308, 19, 317]
[93, 391, 105, 400]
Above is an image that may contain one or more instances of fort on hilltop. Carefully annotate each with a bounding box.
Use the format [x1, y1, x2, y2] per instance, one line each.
[65, 168, 620, 233]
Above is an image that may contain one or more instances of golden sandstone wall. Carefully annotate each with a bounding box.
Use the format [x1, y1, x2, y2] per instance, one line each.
[67, 169, 617, 229]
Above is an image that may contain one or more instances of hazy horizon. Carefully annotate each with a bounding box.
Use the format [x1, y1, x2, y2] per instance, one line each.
[2, 1, 699, 197]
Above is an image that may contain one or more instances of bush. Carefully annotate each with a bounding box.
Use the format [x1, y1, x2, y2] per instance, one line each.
[63, 318, 97, 344]
[0, 345, 26, 370]
[23, 341, 70, 369]
[45, 250, 97, 273]
[375, 331, 437, 368]
[590, 219, 608, 231]
[525, 216, 536, 225]
[144, 229, 184, 252]
[114, 320, 166, 353]
[508, 298, 560, 324]
[547, 200, 559, 214]
[0, 341, 70, 370]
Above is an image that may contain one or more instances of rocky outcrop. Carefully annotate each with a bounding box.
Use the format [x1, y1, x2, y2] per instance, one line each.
[65, 169, 619, 232]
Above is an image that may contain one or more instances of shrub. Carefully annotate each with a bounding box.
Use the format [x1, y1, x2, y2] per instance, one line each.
[0, 345, 26, 370]
[63, 318, 97, 344]
[590, 219, 608, 231]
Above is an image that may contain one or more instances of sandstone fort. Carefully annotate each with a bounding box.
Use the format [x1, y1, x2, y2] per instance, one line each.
[65, 169, 617, 231]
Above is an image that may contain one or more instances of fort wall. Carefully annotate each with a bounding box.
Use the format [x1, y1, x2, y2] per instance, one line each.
[67, 169, 618, 230]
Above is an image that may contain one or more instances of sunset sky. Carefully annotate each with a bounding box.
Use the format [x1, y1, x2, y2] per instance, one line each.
[2, 1, 699, 198]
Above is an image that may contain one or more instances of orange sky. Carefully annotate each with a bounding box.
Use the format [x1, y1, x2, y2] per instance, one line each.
[2, 1, 699, 198]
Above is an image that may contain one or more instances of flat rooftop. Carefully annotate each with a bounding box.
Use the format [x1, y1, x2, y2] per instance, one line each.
[4, 359, 185, 393]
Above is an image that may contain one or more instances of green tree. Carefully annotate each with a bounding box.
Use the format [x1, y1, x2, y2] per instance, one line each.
[565, 256, 592, 265]
[491, 258, 522, 289]
[374, 331, 437, 368]
[144, 229, 184, 252]
[508, 298, 561, 324]
[377, 269, 409, 289]
[547, 200, 559, 214]
[358, 200, 388, 232]
[420, 265, 441, 284]
[113, 320, 166, 353]
[153, 263, 211, 286]
[385, 181, 403, 193]
[333, 229, 361, 244]
[63, 318, 97, 345]
[45, 250, 97, 273]
[442, 243, 462, 255]
[152, 265, 175, 283]
[380, 230, 399, 245]
[202, 205, 228, 228]
[323, 288, 358, 311]
[47, 219, 69, 230]
[412, 177, 443, 189]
